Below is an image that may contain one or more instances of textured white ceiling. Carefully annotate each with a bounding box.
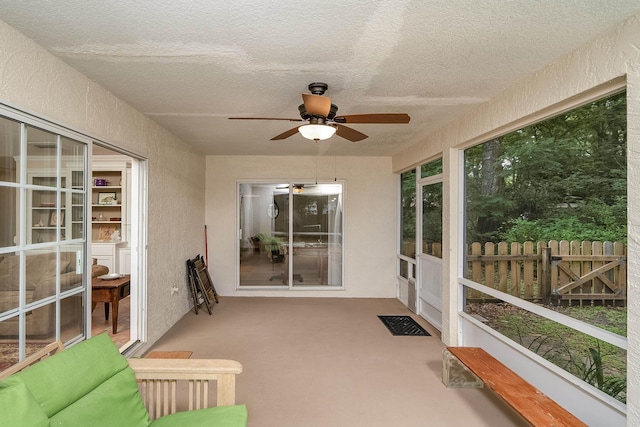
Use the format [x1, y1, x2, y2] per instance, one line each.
[1, 1, 639, 156]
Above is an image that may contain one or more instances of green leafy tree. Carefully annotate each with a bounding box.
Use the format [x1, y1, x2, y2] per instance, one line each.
[465, 91, 627, 244]
[401, 169, 416, 256]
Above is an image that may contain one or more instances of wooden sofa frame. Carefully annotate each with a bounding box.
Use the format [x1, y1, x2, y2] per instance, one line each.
[0, 340, 243, 420]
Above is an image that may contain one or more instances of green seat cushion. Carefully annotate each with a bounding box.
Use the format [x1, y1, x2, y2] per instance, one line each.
[0, 380, 49, 427]
[150, 404, 248, 427]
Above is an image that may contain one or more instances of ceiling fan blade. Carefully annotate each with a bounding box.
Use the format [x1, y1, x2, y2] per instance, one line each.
[271, 127, 301, 140]
[302, 93, 331, 116]
[334, 113, 410, 124]
[229, 117, 303, 122]
[335, 124, 368, 142]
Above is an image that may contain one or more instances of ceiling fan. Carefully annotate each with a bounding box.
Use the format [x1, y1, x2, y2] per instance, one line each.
[228, 82, 410, 142]
[276, 184, 305, 193]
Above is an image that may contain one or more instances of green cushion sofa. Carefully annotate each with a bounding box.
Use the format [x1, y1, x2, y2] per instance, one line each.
[0, 333, 248, 426]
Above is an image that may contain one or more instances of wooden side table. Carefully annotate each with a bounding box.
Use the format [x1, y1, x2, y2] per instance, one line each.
[91, 275, 131, 334]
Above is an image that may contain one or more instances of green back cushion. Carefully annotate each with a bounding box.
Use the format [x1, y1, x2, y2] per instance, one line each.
[150, 404, 248, 427]
[50, 367, 149, 427]
[4, 333, 149, 425]
[0, 381, 49, 427]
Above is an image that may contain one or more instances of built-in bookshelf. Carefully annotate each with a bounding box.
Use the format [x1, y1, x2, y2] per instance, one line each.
[28, 171, 85, 244]
[91, 165, 126, 242]
[29, 175, 66, 244]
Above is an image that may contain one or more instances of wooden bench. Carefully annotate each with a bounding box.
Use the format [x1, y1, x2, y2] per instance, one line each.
[446, 347, 587, 427]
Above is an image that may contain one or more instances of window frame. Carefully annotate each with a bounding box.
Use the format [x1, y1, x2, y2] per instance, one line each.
[236, 180, 345, 290]
[458, 84, 628, 406]
[0, 105, 91, 363]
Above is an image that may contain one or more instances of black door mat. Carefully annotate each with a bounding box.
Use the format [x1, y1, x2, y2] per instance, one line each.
[378, 315, 431, 336]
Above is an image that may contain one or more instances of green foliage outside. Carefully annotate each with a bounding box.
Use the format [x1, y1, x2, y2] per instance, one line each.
[489, 305, 627, 403]
[400, 91, 627, 248]
[400, 91, 629, 400]
[400, 169, 416, 256]
[464, 91, 627, 245]
[463, 91, 629, 403]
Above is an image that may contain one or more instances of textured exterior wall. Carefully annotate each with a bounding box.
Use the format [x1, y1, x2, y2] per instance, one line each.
[205, 155, 397, 298]
[0, 20, 206, 347]
[393, 14, 640, 423]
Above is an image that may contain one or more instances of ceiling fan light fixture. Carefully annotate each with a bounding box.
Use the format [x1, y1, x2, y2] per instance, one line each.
[231, 82, 409, 142]
[298, 124, 336, 141]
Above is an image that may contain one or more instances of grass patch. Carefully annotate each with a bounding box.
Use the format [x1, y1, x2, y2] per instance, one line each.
[467, 303, 627, 403]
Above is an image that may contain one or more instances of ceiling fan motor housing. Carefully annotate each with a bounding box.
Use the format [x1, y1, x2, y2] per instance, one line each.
[308, 82, 328, 95]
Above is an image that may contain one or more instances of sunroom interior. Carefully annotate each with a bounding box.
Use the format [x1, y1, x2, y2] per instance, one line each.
[0, 3, 639, 426]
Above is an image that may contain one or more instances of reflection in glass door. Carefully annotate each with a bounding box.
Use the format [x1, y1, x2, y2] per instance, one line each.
[419, 181, 443, 330]
[290, 184, 342, 287]
[238, 182, 343, 288]
[238, 183, 288, 286]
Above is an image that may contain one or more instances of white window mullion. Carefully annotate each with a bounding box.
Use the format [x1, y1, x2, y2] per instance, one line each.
[288, 184, 294, 290]
[17, 123, 28, 360]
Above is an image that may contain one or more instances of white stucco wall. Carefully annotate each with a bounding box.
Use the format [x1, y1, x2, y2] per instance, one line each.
[392, 14, 640, 424]
[205, 155, 397, 298]
[0, 19, 206, 347]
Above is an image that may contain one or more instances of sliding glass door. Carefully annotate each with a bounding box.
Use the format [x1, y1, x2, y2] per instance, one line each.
[290, 184, 342, 287]
[238, 182, 343, 289]
[0, 113, 89, 370]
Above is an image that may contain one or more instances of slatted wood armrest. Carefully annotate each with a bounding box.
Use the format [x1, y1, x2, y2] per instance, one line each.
[127, 358, 243, 419]
[446, 347, 586, 427]
[0, 340, 65, 380]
